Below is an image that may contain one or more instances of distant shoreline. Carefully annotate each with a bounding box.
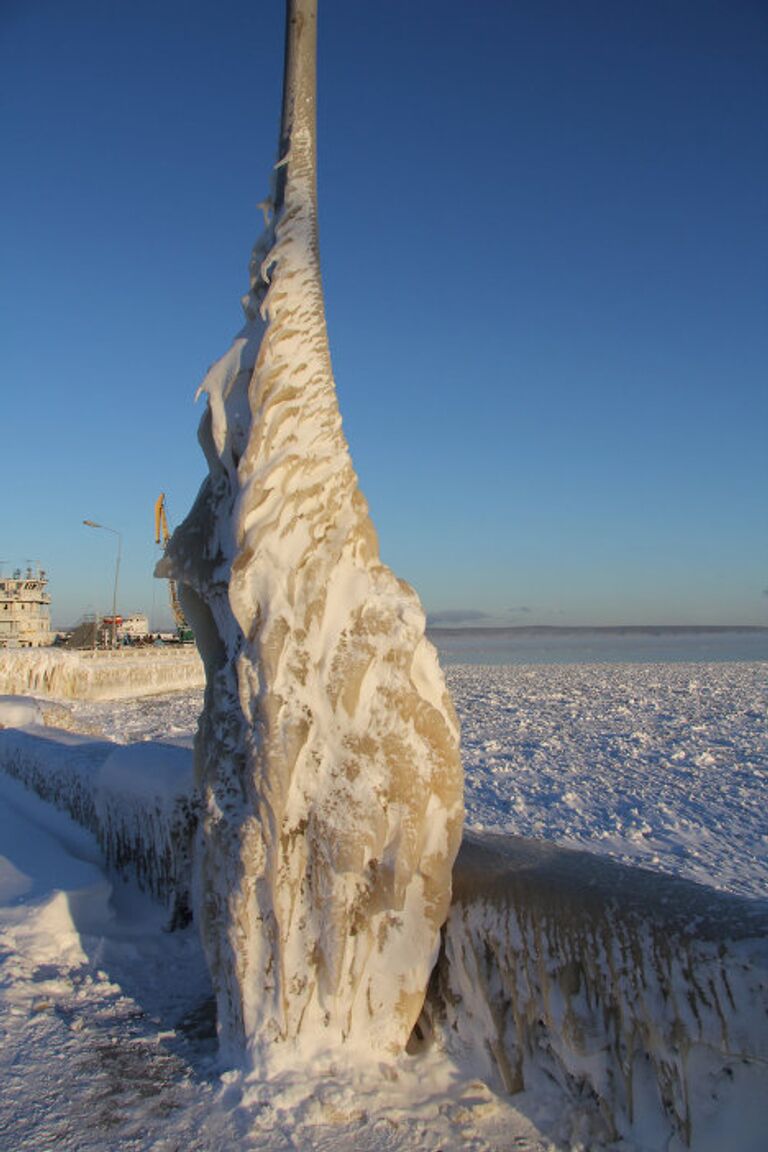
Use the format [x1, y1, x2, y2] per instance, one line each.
[426, 623, 768, 666]
[427, 624, 768, 635]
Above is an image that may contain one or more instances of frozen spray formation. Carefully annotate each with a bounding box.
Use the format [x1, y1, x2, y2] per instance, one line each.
[430, 834, 768, 1149]
[159, 0, 463, 1068]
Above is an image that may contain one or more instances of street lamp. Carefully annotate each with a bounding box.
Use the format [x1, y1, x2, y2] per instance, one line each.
[83, 520, 122, 650]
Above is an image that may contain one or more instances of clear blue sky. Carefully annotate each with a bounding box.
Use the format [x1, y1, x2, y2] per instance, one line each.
[2, 0, 766, 629]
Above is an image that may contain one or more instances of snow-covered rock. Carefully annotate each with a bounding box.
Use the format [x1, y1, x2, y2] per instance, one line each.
[160, 0, 462, 1069]
[428, 832, 768, 1151]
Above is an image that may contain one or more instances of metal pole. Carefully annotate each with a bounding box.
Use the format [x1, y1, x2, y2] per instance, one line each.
[83, 520, 122, 650]
[111, 533, 121, 650]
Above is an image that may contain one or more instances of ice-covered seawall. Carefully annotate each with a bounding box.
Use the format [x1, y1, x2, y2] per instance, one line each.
[0, 648, 204, 701]
[159, 0, 463, 1068]
[0, 727, 196, 926]
[429, 834, 768, 1151]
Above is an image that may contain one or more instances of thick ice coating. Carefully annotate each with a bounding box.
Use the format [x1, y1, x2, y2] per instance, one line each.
[160, 0, 463, 1069]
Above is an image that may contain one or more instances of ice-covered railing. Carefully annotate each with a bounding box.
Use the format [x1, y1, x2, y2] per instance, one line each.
[0, 725, 196, 927]
[0, 648, 204, 701]
[428, 833, 768, 1150]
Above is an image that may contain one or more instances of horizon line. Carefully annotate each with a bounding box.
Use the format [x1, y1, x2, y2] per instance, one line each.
[425, 623, 768, 633]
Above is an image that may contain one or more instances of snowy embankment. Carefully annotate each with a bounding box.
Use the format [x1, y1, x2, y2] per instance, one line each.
[1, 663, 767, 1149]
[0, 647, 204, 701]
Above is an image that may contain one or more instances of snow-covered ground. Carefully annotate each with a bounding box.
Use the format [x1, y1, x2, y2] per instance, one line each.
[1, 660, 766, 1149]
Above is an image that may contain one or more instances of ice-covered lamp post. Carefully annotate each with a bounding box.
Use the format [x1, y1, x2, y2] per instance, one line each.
[83, 519, 122, 650]
[160, 0, 464, 1072]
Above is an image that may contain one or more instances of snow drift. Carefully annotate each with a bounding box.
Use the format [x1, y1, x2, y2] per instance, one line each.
[159, 0, 463, 1069]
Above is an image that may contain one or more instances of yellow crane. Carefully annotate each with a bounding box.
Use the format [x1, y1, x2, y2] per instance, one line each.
[154, 493, 193, 641]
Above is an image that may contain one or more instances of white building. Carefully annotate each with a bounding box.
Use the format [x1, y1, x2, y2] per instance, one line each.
[119, 613, 149, 639]
[0, 566, 52, 648]
[100, 613, 149, 642]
